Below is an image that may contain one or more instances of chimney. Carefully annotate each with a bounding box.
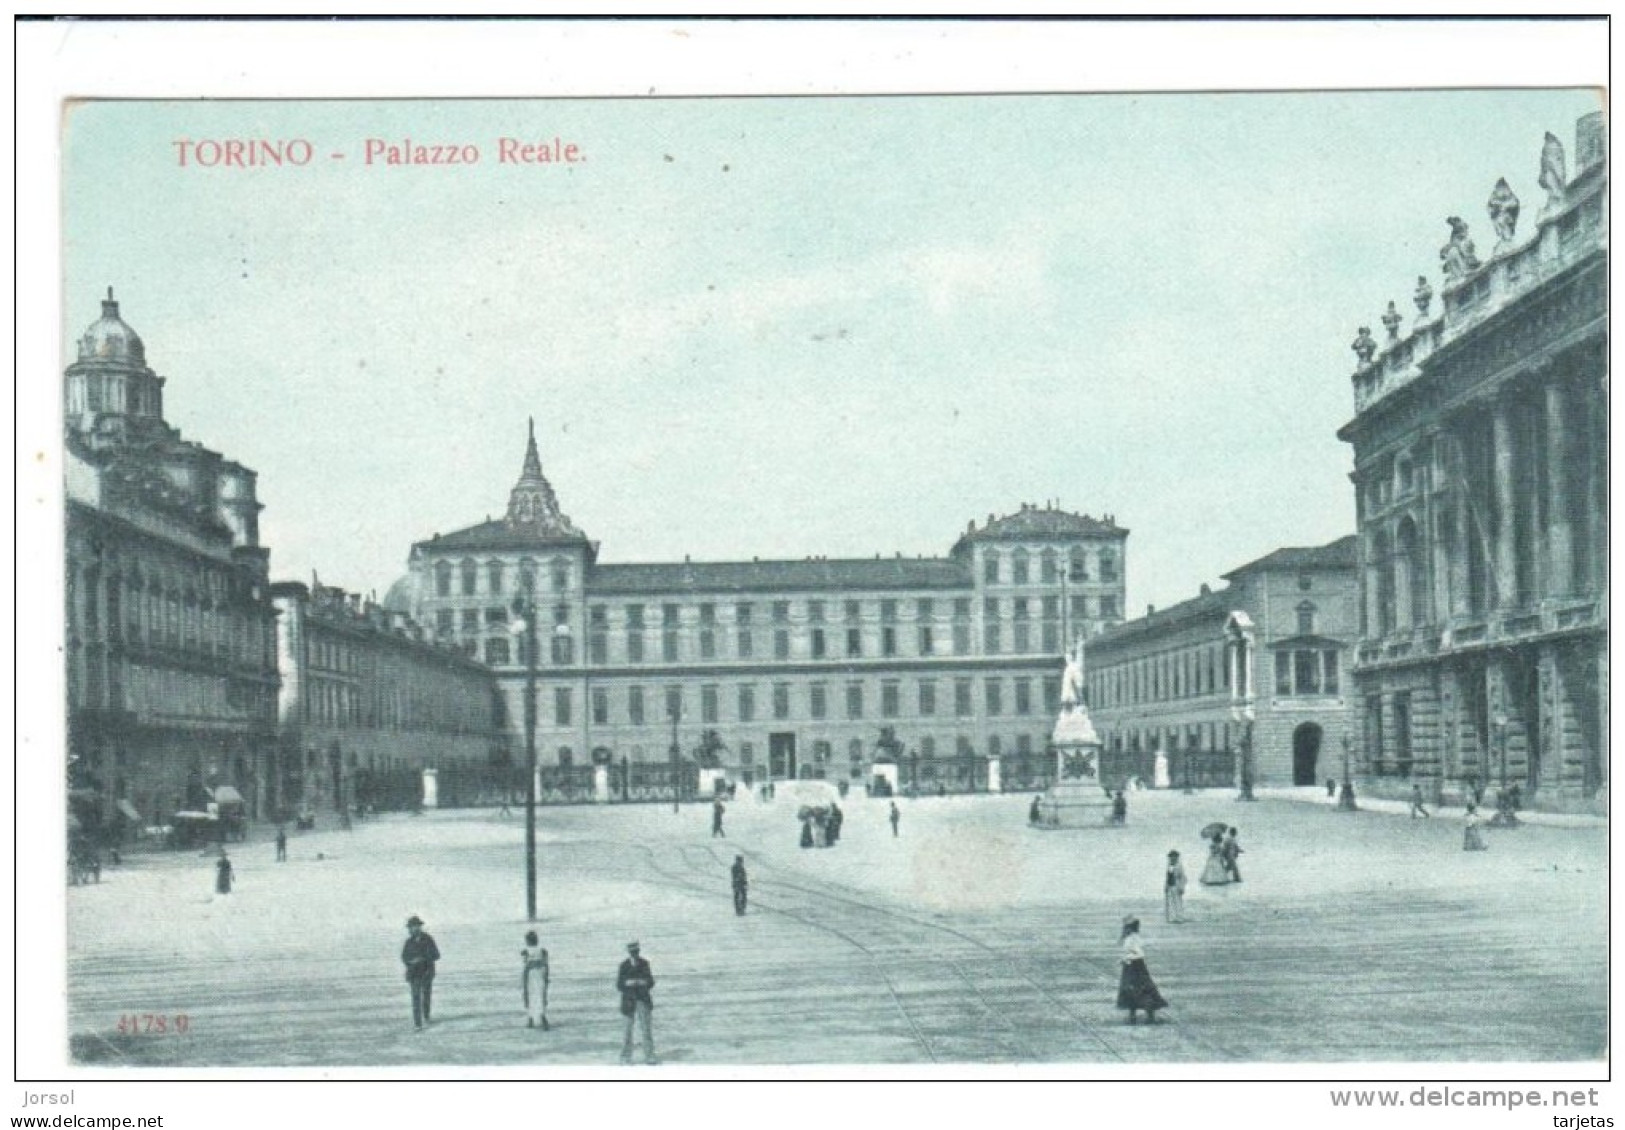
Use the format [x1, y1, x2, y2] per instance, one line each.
[1146, 604, 1155, 617]
[1199, 583, 1212, 596]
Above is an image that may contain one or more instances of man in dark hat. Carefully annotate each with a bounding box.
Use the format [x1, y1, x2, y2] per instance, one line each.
[617, 941, 657, 1064]
[730, 854, 749, 916]
[402, 916, 441, 1030]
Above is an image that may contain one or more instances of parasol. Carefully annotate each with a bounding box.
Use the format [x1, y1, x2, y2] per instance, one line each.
[1200, 821, 1229, 841]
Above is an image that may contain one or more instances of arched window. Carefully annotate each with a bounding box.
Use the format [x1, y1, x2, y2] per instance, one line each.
[983, 550, 1000, 585]
[487, 559, 505, 595]
[1040, 548, 1058, 583]
[1069, 546, 1089, 581]
[1098, 548, 1118, 582]
[550, 558, 570, 592]
[1011, 549, 1030, 584]
[460, 558, 478, 596]
[518, 557, 538, 594]
[434, 560, 452, 597]
[1396, 516, 1427, 627]
[1296, 601, 1316, 636]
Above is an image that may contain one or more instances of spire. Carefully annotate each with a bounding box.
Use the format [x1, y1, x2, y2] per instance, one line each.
[522, 416, 543, 478]
[504, 419, 582, 537]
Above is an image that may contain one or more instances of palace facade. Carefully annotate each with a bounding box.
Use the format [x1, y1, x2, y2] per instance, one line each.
[396, 424, 1129, 795]
[1337, 113, 1607, 810]
[64, 291, 280, 831]
[270, 580, 504, 816]
[1085, 538, 1359, 790]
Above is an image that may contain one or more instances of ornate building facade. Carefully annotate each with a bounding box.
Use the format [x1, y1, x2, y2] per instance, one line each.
[64, 291, 280, 832]
[1085, 538, 1359, 790]
[1337, 113, 1607, 810]
[270, 580, 503, 816]
[396, 423, 1129, 796]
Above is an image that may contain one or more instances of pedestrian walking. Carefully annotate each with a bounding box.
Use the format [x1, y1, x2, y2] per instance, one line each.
[617, 941, 657, 1065]
[1199, 830, 1230, 886]
[1111, 790, 1128, 825]
[1164, 850, 1187, 923]
[827, 802, 843, 846]
[1029, 795, 1043, 825]
[1221, 827, 1243, 883]
[731, 854, 749, 916]
[1326, 778, 1337, 799]
[712, 797, 726, 838]
[214, 852, 234, 895]
[521, 930, 550, 1030]
[1409, 784, 1431, 819]
[1116, 916, 1168, 1024]
[800, 816, 814, 849]
[401, 915, 440, 1030]
[275, 827, 287, 862]
[889, 801, 900, 838]
[1462, 804, 1488, 852]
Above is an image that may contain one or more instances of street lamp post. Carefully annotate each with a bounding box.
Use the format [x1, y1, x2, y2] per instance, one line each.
[510, 597, 539, 922]
[1237, 713, 1257, 801]
[669, 701, 681, 814]
[1338, 734, 1358, 810]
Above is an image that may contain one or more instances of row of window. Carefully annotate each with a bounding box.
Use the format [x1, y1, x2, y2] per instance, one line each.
[435, 594, 1122, 629]
[980, 546, 1119, 585]
[547, 731, 1047, 768]
[434, 556, 573, 598]
[73, 572, 271, 669]
[537, 676, 1066, 728]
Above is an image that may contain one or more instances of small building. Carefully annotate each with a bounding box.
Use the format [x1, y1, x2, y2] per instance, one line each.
[1336, 113, 1607, 811]
[271, 580, 504, 815]
[64, 290, 280, 835]
[1085, 537, 1359, 790]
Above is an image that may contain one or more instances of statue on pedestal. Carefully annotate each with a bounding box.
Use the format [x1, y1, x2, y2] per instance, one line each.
[1539, 131, 1567, 215]
[1487, 178, 1520, 248]
[1439, 216, 1482, 282]
[1413, 275, 1434, 319]
[1380, 301, 1402, 342]
[1351, 326, 1377, 367]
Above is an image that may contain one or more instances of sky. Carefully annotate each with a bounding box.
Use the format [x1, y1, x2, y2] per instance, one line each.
[59, 84, 1604, 615]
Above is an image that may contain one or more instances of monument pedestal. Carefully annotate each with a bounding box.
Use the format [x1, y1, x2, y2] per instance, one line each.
[1036, 779, 1115, 829]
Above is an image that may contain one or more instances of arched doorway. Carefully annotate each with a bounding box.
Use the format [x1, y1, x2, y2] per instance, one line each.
[1292, 723, 1323, 786]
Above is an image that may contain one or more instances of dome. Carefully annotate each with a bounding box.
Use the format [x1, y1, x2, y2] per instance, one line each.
[77, 288, 146, 367]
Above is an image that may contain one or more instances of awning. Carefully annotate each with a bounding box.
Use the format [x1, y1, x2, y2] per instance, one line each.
[117, 799, 141, 822]
[212, 786, 244, 805]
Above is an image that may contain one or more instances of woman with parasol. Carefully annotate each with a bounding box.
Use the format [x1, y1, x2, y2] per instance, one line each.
[1116, 916, 1168, 1024]
[1199, 822, 1230, 885]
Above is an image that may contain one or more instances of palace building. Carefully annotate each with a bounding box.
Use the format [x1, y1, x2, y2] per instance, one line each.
[395, 423, 1129, 797]
[64, 291, 280, 832]
[1084, 537, 1359, 790]
[1337, 113, 1607, 811]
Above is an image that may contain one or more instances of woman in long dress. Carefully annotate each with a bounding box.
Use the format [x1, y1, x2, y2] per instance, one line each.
[1116, 916, 1168, 1024]
[1462, 804, 1488, 852]
[521, 930, 550, 1030]
[1199, 832, 1230, 885]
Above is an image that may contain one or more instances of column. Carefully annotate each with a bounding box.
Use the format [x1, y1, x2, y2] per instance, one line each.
[1492, 401, 1518, 608]
[1452, 498, 1472, 617]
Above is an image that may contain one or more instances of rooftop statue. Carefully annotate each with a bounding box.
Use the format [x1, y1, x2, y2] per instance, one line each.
[1439, 216, 1482, 283]
[1539, 131, 1567, 214]
[1487, 178, 1521, 247]
[1351, 326, 1377, 366]
[1380, 301, 1402, 342]
[1413, 275, 1433, 319]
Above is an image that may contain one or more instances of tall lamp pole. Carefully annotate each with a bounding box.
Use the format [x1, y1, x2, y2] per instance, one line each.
[669, 700, 681, 814]
[1338, 734, 1358, 810]
[511, 597, 539, 922]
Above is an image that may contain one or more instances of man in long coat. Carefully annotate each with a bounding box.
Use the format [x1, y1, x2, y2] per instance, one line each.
[617, 941, 657, 1064]
[402, 915, 441, 1030]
